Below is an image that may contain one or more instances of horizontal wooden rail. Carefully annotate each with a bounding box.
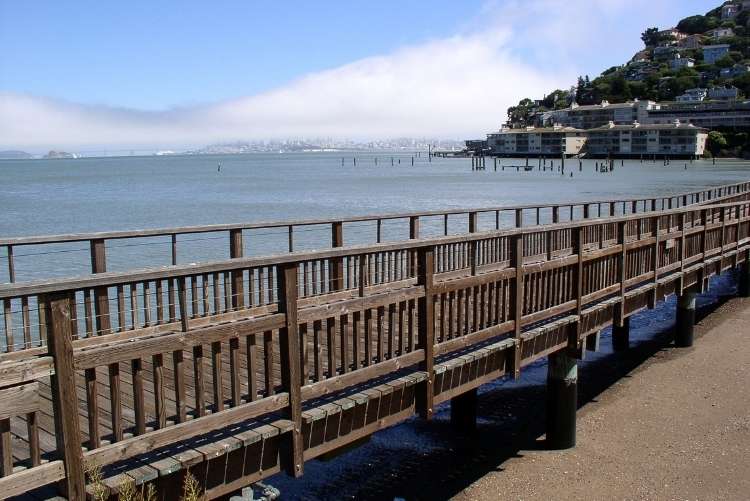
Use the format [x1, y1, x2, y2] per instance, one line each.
[1, 192, 749, 499]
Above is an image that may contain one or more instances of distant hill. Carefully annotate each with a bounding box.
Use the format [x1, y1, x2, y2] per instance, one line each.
[0, 150, 34, 160]
[507, 0, 750, 126]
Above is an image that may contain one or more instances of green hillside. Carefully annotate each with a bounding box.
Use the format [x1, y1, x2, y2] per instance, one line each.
[508, 1, 749, 123]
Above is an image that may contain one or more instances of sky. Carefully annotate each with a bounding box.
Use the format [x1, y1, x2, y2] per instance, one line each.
[0, 0, 717, 152]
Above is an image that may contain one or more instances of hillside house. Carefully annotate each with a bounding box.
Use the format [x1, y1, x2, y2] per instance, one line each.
[703, 44, 731, 64]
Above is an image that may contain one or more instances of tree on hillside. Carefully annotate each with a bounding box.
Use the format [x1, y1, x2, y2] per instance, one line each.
[734, 73, 750, 97]
[507, 98, 535, 127]
[609, 75, 632, 100]
[641, 27, 660, 47]
[677, 15, 719, 34]
[715, 54, 736, 68]
[708, 131, 728, 156]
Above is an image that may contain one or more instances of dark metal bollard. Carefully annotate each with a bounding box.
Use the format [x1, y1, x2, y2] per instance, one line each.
[450, 388, 478, 433]
[739, 260, 750, 298]
[612, 316, 630, 352]
[546, 351, 577, 449]
[675, 292, 696, 348]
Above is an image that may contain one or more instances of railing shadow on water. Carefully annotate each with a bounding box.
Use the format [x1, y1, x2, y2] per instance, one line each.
[265, 272, 739, 501]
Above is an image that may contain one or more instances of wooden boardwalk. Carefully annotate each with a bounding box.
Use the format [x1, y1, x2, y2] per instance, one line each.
[1, 181, 749, 500]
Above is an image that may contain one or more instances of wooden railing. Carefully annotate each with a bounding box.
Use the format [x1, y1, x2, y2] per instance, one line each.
[2, 181, 748, 285]
[0, 196, 749, 498]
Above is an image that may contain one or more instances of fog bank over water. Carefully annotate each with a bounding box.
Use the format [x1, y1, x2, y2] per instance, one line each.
[0, 0, 698, 151]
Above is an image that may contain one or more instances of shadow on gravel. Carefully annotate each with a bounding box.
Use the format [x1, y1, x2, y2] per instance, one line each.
[264, 273, 739, 501]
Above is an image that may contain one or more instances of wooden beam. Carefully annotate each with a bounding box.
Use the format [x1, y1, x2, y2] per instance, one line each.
[416, 247, 435, 419]
[278, 262, 304, 477]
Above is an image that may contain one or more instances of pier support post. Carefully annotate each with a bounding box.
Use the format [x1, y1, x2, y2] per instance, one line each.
[612, 316, 630, 352]
[675, 291, 696, 348]
[450, 388, 477, 433]
[739, 258, 750, 298]
[546, 351, 577, 450]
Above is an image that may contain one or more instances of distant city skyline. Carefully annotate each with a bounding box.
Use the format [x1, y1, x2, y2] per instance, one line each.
[0, 0, 717, 151]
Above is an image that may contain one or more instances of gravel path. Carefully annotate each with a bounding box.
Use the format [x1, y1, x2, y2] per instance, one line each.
[453, 297, 750, 501]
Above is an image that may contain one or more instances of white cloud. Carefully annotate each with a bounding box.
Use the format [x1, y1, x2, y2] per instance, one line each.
[0, 0, 684, 151]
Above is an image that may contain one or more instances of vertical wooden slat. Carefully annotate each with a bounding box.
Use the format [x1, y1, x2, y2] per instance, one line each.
[153, 353, 166, 429]
[340, 314, 350, 373]
[117, 285, 126, 331]
[27, 411, 40, 467]
[131, 358, 146, 435]
[173, 350, 186, 423]
[108, 363, 123, 443]
[211, 341, 224, 412]
[156, 280, 164, 324]
[264, 331, 274, 395]
[144, 281, 153, 326]
[352, 312, 361, 371]
[0, 417, 11, 477]
[313, 320, 323, 380]
[246, 334, 258, 401]
[364, 310, 372, 367]
[2, 299, 11, 352]
[327, 318, 337, 376]
[21, 296, 31, 348]
[229, 337, 241, 407]
[193, 344, 205, 416]
[45, 292, 86, 499]
[84, 368, 100, 449]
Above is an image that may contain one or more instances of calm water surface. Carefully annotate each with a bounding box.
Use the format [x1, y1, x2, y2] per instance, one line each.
[2, 152, 749, 282]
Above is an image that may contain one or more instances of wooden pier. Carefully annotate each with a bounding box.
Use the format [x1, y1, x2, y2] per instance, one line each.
[1, 182, 750, 500]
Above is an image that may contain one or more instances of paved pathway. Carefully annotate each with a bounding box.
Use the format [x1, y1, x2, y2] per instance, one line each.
[453, 297, 750, 501]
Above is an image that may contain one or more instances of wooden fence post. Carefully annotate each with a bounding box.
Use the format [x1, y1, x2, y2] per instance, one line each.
[416, 246, 435, 420]
[650, 216, 660, 308]
[410, 216, 420, 277]
[510, 234, 524, 378]
[468, 212, 478, 234]
[90, 239, 122, 442]
[679, 212, 687, 294]
[613, 221, 629, 350]
[229, 229, 244, 309]
[90, 239, 111, 335]
[468, 213, 478, 275]
[46, 292, 86, 500]
[278, 262, 303, 477]
[331, 222, 344, 290]
[571, 227, 584, 357]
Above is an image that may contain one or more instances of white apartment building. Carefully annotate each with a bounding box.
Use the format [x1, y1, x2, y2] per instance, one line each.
[586, 121, 708, 157]
[487, 126, 587, 157]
